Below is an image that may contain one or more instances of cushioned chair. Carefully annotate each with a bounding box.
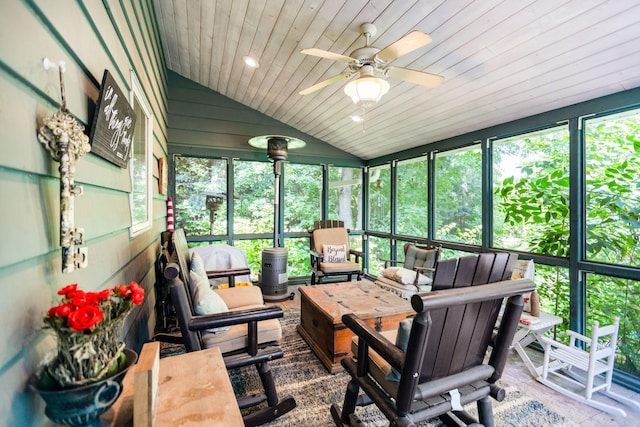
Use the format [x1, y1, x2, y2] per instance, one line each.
[539, 317, 640, 417]
[309, 220, 363, 285]
[376, 243, 441, 299]
[158, 228, 296, 426]
[331, 253, 535, 427]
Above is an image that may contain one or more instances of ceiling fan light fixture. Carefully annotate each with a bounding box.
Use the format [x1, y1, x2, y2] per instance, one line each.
[344, 75, 390, 106]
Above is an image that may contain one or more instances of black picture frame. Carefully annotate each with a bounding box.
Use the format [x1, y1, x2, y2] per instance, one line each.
[89, 70, 137, 168]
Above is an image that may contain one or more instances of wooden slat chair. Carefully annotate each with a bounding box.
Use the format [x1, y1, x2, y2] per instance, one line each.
[376, 243, 441, 299]
[539, 317, 640, 417]
[309, 220, 363, 285]
[331, 253, 535, 427]
[159, 228, 296, 426]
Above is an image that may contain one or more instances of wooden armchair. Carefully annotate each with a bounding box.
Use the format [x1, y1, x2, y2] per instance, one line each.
[309, 220, 362, 285]
[331, 253, 535, 427]
[376, 243, 441, 299]
[158, 228, 296, 426]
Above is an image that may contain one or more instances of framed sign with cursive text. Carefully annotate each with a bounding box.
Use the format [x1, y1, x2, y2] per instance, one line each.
[89, 70, 137, 168]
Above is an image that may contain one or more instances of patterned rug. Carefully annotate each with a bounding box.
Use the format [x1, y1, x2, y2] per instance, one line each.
[160, 308, 577, 426]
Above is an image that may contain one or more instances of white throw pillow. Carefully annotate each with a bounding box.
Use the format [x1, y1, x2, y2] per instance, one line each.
[190, 251, 208, 281]
[189, 271, 230, 334]
[323, 244, 347, 262]
[394, 267, 431, 286]
[380, 267, 399, 280]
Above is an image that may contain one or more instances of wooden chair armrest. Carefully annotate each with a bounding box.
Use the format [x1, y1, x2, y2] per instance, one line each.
[152, 333, 184, 345]
[349, 249, 363, 258]
[413, 266, 435, 273]
[206, 267, 252, 287]
[349, 249, 363, 263]
[188, 305, 284, 332]
[310, 249, 323, 259]
[206, 267, 251, 279]
[342, 313, 406, 373]
[566, 330, 591, 346]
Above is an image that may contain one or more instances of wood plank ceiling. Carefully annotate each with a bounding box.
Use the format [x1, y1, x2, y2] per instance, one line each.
[153, 0, 640, 160]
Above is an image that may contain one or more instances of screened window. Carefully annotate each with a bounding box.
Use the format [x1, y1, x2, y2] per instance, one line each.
[434, 146, 482, 244]
[233, 160, 273, 235]
[585, 109, 640, 266]
[492, 126, 570, 254]
[173, 156, 228, 236]
[396, 157, 428, 237]
[367, 235, 390, 276]
[368, 165, 390, 232]
[284, 163, 322, 232]
[129, 72, 153, 236]
[586, 274, 639, 376]
[284, 237, 310, 278]
[328, 166, 362, 230]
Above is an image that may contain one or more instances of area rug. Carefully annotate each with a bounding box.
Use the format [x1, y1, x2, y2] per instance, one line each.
[161, 308, 576, 426]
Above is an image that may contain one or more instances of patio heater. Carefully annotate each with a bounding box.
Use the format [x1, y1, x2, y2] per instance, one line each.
[248, 135, 306, 301]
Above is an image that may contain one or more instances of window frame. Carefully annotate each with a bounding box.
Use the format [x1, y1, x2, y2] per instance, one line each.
[128, 71, 153, 237]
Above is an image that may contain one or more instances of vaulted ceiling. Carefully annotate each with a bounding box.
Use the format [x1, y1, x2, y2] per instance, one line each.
[153, 0, 640, 160]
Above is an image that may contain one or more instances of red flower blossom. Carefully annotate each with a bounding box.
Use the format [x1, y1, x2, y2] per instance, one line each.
[58, 283, 79, 298]
[71, 290, 89, 307]
[67, 305, 104, 332]
[47, 303, 74, 318]
[131, 290, 144, 305]
[114, 285, 130, 297]
[85, 289, 112, 305]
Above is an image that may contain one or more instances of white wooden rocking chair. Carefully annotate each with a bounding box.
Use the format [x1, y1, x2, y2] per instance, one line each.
[539, 317, 640, 417]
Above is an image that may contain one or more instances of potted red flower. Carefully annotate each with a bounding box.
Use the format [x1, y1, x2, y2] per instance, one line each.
[30, 282, 144, 426]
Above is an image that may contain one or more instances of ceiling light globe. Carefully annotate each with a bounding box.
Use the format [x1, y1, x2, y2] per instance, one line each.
[243, 56, 259, 68]
[344, 76, 390, 106]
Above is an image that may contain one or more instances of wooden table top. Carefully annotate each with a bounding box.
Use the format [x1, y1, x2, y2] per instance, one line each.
[299, 280, 413, 324]
[103, 346, 243, 426]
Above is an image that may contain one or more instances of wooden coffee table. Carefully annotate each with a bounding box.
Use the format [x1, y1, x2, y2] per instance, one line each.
[297, 280, 414, 373]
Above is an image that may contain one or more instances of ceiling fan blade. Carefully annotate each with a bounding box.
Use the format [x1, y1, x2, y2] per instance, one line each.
[376, 31, 432, 63]
[386, 67, 444, 88]
[299, 72, 354, 95]
[300, 48, 356, 64]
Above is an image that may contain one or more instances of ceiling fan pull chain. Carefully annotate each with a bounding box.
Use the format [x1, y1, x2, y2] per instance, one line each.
[362, 106, 367, 134]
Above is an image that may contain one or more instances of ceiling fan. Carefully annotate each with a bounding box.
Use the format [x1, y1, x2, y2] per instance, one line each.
[299, 23, 444, 104]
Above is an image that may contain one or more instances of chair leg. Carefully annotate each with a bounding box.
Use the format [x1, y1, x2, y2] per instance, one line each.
[257, 362, 278, 406]
[311, 272, 317, 285]
[477, 396, 495, 427]
[338, 379, 361, 425]
[240, 362, 297, 427]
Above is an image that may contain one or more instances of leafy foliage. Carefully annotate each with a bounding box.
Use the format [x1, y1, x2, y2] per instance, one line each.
[494, 114, 640, 375]
[434, 147, 482, 244]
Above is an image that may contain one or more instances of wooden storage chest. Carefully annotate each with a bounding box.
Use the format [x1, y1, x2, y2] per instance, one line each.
[297, 281, 414, 373]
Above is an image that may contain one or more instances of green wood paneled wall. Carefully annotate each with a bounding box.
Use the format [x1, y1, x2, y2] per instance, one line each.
[167, 71, 366, 167]
[0, 1, 167, 425]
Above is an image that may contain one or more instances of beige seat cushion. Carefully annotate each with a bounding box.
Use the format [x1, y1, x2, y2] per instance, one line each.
[214, 285, 264, 309]
[202, 302, 283, 354]
[319, 260, 361, 273]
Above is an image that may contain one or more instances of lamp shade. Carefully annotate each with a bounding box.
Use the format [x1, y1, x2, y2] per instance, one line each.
[344, 76, 390, 106]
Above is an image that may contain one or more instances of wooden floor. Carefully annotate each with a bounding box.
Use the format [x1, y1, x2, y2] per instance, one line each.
[270, 284, 640, 426]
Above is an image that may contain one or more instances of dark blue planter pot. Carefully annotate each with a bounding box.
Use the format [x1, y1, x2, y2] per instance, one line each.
[29, 348, 137, 427]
